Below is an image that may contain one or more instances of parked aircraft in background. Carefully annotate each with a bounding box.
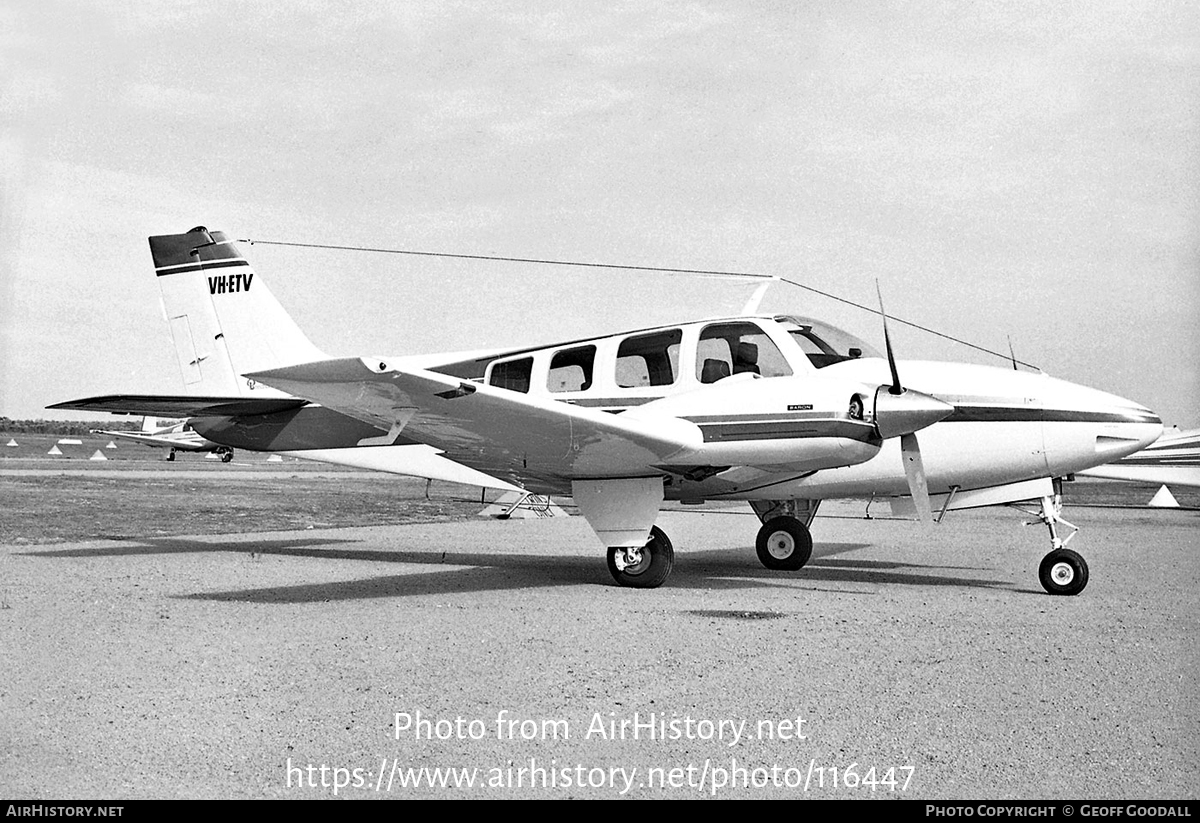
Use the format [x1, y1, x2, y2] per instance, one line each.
[95, 416, 233, 462]
[1078, 427, 1200, 488]
[52, 227, 1162, 595]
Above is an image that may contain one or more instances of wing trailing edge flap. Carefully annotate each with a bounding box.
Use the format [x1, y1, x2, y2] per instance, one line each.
[247, 357, 705, 467]
[47, 394, 309, 418]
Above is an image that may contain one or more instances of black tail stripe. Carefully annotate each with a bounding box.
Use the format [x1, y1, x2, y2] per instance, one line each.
[156, 260, 251, 277]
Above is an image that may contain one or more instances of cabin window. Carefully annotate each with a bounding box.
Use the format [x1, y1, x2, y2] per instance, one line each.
[696, 322, 792, 383]
[616, 329, 682, 388]
[548, 345, 596, 393]
[489, 357, 533, 393]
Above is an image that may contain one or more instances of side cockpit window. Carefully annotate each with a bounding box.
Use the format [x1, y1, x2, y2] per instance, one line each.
[548, 345, 596, 393]
[489, 357, 533, 393]
[697, 322, 792, 383]
[616, 329, 681, 388]
[777, 317, 880, 369]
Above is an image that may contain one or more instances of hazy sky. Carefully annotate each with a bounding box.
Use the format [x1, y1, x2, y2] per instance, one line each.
[2, 1, 1197, 427]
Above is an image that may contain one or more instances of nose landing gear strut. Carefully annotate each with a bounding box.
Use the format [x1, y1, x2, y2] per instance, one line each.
[1019, 488, 1087, 596]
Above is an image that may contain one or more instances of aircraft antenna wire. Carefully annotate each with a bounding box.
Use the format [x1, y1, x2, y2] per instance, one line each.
[238, 237, 1040, 369]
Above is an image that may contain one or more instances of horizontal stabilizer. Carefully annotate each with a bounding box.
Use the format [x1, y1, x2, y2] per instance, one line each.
[47, 394, 309, 418]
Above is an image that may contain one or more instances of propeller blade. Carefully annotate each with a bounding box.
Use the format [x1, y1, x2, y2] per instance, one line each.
[900, 432, 933, 523]
[875, 282, 939, 523]
[876, 281, 903, 395]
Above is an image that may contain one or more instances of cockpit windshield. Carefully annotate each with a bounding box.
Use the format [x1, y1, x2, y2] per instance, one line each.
[775, 316, 882, 369]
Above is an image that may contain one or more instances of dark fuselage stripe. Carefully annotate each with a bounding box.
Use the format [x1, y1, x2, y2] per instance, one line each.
[948, 406, 1159, 425]
[577, 402, 1156, 427]
[696, 420, 878, 444]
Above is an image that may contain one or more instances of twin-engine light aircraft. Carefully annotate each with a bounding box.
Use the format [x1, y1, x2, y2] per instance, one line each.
[52, 227, 1163, 595]
[95, 416, 233, 462]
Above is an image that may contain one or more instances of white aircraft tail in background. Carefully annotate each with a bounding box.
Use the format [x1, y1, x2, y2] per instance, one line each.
[141, 415, 185, 433]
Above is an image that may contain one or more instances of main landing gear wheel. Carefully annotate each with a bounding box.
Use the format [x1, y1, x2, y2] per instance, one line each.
[607, 526, 674, 589]
[1039, 548, 1089, 596]
[755, 516, 813, 571]
[220, 451, 233, 463]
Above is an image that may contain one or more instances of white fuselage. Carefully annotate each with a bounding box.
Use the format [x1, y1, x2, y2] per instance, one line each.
[285, 314, 1160, 501]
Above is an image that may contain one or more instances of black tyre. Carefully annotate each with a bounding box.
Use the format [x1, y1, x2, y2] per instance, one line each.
[755, 516, 813, 571]
[607, 526, 674, 589]
[221, 451, 233, 463]
[1038, 548, 1089, 596]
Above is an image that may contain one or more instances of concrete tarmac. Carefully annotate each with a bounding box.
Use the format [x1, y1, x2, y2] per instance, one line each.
[1, 505, 1197, 799]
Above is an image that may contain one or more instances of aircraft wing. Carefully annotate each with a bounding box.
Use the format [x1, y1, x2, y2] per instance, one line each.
[48, 395, 309, 418]
[247, 358, 703, 481]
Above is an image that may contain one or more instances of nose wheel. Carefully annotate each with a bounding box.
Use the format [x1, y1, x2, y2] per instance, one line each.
[607, 526, 674, 589]
[1039, 548, 1089, 596]
[755, 516, 813, 571]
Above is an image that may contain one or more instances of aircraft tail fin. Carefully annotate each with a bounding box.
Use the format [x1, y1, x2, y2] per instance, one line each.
[150, 227, 324, 397]
[141, 415, 186, 433]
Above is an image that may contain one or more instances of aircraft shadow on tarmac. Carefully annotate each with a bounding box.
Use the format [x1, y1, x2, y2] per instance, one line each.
[22, 534, 1015, 601]
[20, 536, 353, 559]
